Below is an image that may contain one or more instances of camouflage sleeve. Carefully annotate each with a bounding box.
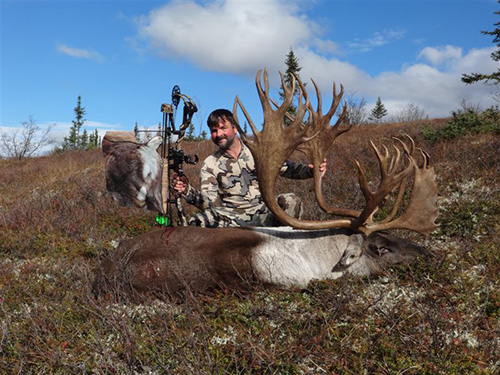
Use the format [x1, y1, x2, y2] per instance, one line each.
[279, 160, 314, 179]
[184, 161, 218, 210]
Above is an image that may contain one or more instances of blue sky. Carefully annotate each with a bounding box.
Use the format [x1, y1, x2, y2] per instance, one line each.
[1, 0, 499, 149]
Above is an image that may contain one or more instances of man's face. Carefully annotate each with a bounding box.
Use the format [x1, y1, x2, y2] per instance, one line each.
[210, 118, 238, 150]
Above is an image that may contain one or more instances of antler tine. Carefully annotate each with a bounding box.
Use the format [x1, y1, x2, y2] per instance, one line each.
[393, 134, 415, 157]
[371, 141, 390, 180]
[281, 71, 297, 113]
[255, 68, 279, 117]
[259, 69, 293, 117]
[233, 96, 258, 146]
[388, 145, 401, 175]
[312, 78, 323, 114]
[268, 97, 322, 147]
[309, 79, 345, 124]
[296, 75, 315, 140]
[326, 82, 345, 119]
[420, 148, 431, 168]
[355, 160, 371, 201]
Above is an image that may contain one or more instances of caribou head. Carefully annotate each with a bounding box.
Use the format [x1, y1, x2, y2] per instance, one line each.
[102, 131, 164, 214]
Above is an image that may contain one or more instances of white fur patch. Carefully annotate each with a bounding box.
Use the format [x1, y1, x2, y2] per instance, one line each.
[250, 227, 359, 288]
[137, 136, 162, 201]
[137, 186, 147, 202]
[138, 137, 162, 182]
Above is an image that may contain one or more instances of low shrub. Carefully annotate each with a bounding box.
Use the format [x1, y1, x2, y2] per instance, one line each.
[421, 106, 500, 142]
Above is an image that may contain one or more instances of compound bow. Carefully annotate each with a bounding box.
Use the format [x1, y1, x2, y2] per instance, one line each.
[138, 85, 199, 227]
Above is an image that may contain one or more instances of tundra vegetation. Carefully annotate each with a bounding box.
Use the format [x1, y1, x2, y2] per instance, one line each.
[0, 109, 499, 374]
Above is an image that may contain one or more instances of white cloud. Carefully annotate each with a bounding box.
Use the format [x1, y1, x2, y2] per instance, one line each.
[417, 45, 462, 66]
[0, 120, 123, 157]
[135, 0, 314, 73]
[347, 29, 406, 53]
[296, 46, 498, 118]
[311, 38, 339, 55]
[366, 48, 497, 117]
[56, 44, 104, 62]
[134, 1, 497, 118]
[49, 120, 121, 144]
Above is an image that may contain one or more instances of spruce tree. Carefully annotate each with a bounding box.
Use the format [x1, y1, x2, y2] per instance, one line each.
[369, 97, 388, 123]
[73, 95, 86, 145]
[462, 2, 500, 85]
[94, 129, 100, 148]
[134, 122, 139, 141]
[279, 48, 304, 124]
[198, 130, 208, 141]
[81, 129, 89, 149]
[89, 131, 95, 149]
[88, 129, 100, 149]
[63, 95, 87, 150]
[63, 125, 79, 150]
[186, 123, 195, 141]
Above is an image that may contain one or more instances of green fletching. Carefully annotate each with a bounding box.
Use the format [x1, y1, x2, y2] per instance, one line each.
[155, 214, 169, 226]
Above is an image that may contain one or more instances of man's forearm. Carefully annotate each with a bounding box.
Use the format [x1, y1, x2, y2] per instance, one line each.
[280, 160, 314, 179]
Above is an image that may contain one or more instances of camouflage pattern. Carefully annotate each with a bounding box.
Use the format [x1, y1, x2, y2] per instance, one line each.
[183, 143, 311, 227]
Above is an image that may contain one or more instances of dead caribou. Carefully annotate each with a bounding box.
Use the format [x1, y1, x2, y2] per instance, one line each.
[93, 226, 429, 301]
[94, 70, 438, 300]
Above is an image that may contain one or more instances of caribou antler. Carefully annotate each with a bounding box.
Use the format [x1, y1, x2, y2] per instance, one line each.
[234, 70, 439, 236]
[297, 79, 359, 217]
[355, 142, 439, 235]
[270, 79, 357, 217]
[233, 69, 315, 197]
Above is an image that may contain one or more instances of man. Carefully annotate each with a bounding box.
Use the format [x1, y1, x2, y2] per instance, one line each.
[172, 109, 326, 227]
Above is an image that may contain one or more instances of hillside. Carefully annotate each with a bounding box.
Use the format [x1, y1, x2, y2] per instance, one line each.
[0, 118, 499, 374]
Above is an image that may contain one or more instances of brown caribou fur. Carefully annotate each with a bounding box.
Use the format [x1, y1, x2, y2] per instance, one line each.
[93, 226, 429, 301]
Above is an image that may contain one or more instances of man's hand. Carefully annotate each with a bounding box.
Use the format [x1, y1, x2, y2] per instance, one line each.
[171, 173, 189, 196]
[308, 158, 327, 178]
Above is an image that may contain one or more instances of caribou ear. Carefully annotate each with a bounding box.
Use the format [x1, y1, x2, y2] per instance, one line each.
[145, 136, 163, 152]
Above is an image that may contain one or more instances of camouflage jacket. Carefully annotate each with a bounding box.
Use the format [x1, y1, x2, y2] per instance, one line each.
[184, 143, 313, 211]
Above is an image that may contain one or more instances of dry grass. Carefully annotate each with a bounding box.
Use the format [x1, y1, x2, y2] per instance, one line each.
[0, 118, 499, 374]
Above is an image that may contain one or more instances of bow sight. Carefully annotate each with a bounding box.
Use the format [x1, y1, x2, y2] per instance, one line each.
[160, 85, 199, 171]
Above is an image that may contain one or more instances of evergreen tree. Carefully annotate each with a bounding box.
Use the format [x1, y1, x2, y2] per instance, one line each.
[87, 129, 100, 150]
[134, 122, 139, 141]
[89, 131, 95, 149]
[94, 129, 100, 148]
[81, 129, 89, 150]
[462, 2, 500, 85]
[63, 95, 87, 150]
[199, 130, 208, 140]
[279, 48, 304, 124]
[186, 122, 195, 141]
[369, 97, 388, 123]
[73, 95, 86, 144]
[63, 125, 79, 150]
